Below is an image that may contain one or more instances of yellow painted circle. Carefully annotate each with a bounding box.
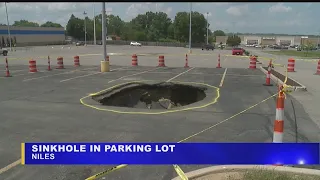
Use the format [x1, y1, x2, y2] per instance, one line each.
[80, 81, 220, 115]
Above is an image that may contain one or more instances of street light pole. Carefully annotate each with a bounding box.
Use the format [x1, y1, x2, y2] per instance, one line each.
[206, 12, 209, 44]
[317, 30, 320, 48]
[5, 2, 12, 51]
[83, 11, 87, 46]
[93, 4, 96, 45]
[102, 3, 107, 61]
[188, 3, 192, 54]
[100, 2, 109, 72]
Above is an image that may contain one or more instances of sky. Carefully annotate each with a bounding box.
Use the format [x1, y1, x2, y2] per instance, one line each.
[0, 2, 319, 35]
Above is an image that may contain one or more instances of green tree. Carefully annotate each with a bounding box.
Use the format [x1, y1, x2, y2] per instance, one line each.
[94, 14, 102, 40]
[66, 14, 85, 40]
[135, 31, 147, 41]
[107, 15, 124, 36]
[167, 24, 174, 39]
[40, 21, 62, 28]
[213, 30, 225, 37]
[64, 11, 214, 42]
[150, 12, 172, 40]
[121, 22, 135, 41]
[12, 20, 39, 27]
[173, 11, 208, 43]
[173, 12, 189, 42]
[226, 35, 241, 46]
[302, 40, 315, 56]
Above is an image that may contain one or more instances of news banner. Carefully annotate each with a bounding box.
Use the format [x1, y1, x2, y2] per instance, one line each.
[21, 143, 320, 165]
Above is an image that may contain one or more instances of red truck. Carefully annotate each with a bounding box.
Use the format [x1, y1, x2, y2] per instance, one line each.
[232, 47, 244, 55]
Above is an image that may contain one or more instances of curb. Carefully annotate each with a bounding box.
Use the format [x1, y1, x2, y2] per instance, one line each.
[259, 66, 307, 92]
[171, 165, 320, 180]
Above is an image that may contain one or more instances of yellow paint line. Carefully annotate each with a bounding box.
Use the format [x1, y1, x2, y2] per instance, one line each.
[0, 159, 21, 174]
[177, 92, 278, 143]
[80, 80, 220, 115]
[219, 68, 228, 87]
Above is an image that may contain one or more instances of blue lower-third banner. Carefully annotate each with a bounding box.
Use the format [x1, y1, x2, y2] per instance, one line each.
[21, 143, 320, 165]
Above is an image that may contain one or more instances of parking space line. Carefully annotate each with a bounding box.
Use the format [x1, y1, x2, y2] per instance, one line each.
[60, 67, 129, 82]
[109, 67, 130, 72]
[144, 71, 184, 75]
[166, 67, 195, 82]
[0, 73, 26, 79]
[226, 74, 263, 77]
[219, 68, 228, 87]
[22, 67, 98, 82]
[11, 73, 26, 77]
[58, 67, 127, 82]
[107, 67, 161, 83]
[0, 69, 25, 73]
[60, 72, 102, 82]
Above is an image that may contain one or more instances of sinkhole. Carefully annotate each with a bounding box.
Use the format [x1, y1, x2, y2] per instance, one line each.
[91, 82, 207, 110]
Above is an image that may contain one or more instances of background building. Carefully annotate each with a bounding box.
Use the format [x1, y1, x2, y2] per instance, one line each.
[0, 26, 65, 46]
[216, 35, 319, 46]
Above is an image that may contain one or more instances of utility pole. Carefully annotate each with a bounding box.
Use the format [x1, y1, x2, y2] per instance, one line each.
[102, 3, 107, 61]
[317, 30, 320, 48]
[188, 3, 192, 54]
[206, 12, 209, 44]
[100, 2, 109, 72]
[5, 2, 12, 51]
[83, 11, 87, 46]
[93, 4, 96, 45]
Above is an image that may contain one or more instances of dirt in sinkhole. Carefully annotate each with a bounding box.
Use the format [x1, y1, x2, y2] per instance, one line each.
[92, 83, 207, 109]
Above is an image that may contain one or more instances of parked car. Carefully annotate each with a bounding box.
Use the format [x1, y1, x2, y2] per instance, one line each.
[202, 44, 214, 50]
[76, 42, 85, 46]
[0, 47, 8, 56]
[245, 44, 256, 47]
[218, 44, 226, 49]
[273, 45, 288, 50]
[290, 45, 298, 48]
[130, 42, 141, 46]
[232, 47, 244, 55]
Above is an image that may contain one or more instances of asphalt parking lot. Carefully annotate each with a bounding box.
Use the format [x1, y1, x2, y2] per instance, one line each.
[0, 46, 319, 180]
[1, 45, 250, 68]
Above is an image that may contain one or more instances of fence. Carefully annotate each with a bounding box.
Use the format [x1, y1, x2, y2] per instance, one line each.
[12, 40, 205, 48]
[101, 40, 203, 48]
